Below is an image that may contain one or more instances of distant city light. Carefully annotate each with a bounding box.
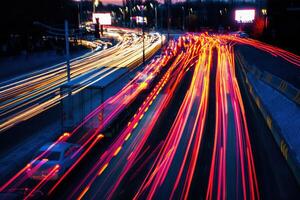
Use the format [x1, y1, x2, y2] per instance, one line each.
[235, 9, 255, 23]
[94, 0, 99, 7]
[92, 13, 112, 25]
[132, 16, 147, 25]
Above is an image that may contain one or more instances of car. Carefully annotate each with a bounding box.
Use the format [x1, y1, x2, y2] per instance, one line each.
[231, 31, 249, 38]
[26, 142, 81, 181]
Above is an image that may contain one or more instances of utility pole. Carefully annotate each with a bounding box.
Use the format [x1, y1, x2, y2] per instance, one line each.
[77, 1, 81, 29]
[129, 0, 133, 28]
[187, 0, 190, 31]
[95, 18, 100, 38]
[93, 0, 98, 13]
[123, 0, 126, 27]
[182, 6, 185, 31]
[167, 0, 170, 41]
[142, 5, 145, 65]
[160, 5, 163, 29]
[123, 10, 126, 27]
[155, 4, 158, 30]
[64, 20, 71, 82]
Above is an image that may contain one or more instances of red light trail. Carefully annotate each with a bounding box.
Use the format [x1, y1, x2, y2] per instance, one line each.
[0, 36, 174, 198]
[221, 35, 300, 67]
[0, 34, 271, 199]
[206, 42, 259, 200]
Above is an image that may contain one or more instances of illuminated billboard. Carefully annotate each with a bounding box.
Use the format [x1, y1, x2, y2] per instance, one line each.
[92, 13, 112, 25]
[235, 9, 255, 23]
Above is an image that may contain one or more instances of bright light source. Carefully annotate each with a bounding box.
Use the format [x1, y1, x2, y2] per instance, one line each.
[133, 16, 147, 24]
[94, 0, 99, 7]
[235, 9, 255, 23]
[92, 13, 112, 25]
[262, 9, 267, 16]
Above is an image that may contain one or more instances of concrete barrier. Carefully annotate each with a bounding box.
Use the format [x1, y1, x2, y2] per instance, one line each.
[236, 52, 300, 185]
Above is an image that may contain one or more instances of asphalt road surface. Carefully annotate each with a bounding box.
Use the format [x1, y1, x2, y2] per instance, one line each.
[0, 34, 299, 200]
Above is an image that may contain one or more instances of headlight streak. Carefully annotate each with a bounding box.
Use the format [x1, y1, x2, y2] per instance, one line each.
[1, 34, 265, 200]
[0, 133, 71, 193]
[68, 43, 187, 200]
[0, 38, 173, 198]
[75, 35, 259, 200]
[0, 28, 163, 132]
[134, 35, 212, 200]
[47, 134, 104, 195]
[69, 35, 210, 200]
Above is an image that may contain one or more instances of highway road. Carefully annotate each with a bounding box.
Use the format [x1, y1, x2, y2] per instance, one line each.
[0, 34, 299, 199]
[0, 28, 163, 132]
[0, 37, 175, 199]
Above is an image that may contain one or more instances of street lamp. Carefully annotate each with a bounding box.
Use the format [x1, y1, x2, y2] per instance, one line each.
[141, 5, 145, 65]
[93, 0, 99, 13]
[167, 0, 171, 41]
[182, 6, 185, 31]
[129, 0, 133, 28]
[119, 8, 126, 26]
[150, 3, 158, 30]
[73, 0, 82, 29]
[155, 5, 158, 30]
[64, 20, 71, 82]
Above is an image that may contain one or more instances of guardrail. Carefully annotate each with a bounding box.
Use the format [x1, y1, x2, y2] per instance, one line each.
[237, 52, 300, 106]
[236, 52, 300, 185]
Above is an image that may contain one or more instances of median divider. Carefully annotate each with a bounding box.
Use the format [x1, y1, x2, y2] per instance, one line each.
[236, 51, 300, 186]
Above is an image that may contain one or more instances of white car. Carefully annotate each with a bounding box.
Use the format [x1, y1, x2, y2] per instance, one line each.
[26, 142, 81, 180]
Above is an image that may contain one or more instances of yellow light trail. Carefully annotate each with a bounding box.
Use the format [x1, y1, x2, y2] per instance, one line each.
[0, 28, 164, 132]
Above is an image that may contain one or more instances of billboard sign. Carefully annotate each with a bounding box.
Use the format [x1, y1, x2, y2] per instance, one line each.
[93, 13, 112, 25]
[235, 9, 255, 23]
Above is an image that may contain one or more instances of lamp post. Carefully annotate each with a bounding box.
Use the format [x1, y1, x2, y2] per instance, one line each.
[77, 0, 81, 28]
[155, 4, 158, 30]
[93, 0, 99, 13]
[64, 20, 71, 82]
[142, 5, 145, 65]
[182, 6, 185, 31]
[119, 8, 126, 27]
[150, 3, 158, 30]
[167, 0, 170, 41]
[129, 0, 133, 28]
